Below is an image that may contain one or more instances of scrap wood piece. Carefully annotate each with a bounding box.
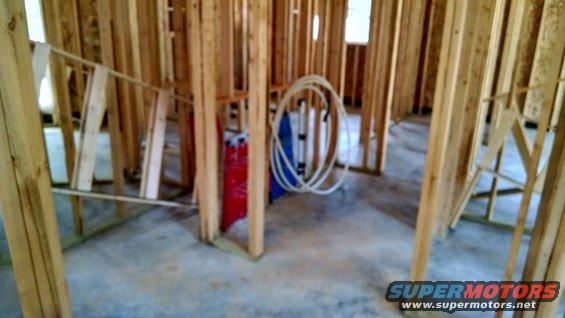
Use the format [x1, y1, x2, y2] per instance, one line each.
[140, 90, 170, 199]
[31, 42, 51, 95]
[71, 65, 109, 192]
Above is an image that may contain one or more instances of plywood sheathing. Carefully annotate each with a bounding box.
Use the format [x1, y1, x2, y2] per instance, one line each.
[522, 0, 565, 125]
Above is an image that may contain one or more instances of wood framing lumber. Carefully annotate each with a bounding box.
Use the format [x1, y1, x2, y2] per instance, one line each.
[486, 169, 500, 222]
[41, 0, 84, 231]
[551, 53, 565, 128]
[323, 0, 347, 167]
[233, 0, 243, 88]
[447, 0, 500, 227]
[216, 0, 235, 98]
[460, 213, 533, 235]
[390, 0, 410, 121]
[97, 0, 127, 217]
[157, 0, 167, 83]
[503, 81, 557, 282]
[449, 168, 480, 227]
[481, 168, 542, 194]
[242, 0, 249, 90]
[467, 0, 507, 174]
[237, 99, 246, 130]
[471, 188, 523, 199]
[533, 161, 548, 193]
[350, 45, 360, 107]
[113, 0, 140, 173]
[189, 0, 220, 242]
[365, 0, 400, 173]
[487, 114, 531, 217]
[521, 101, 564, 318]
[127, 0, 146, 127]
[0, 1, 71, 314]
[534, 210, 564, 317]
[432, 0, 481, 233]
[288, 0, 298, 85]
[376, 0, 403, 173]
[486, 2, 533, 223]
[32, 42, 51, 95]
[479, 109, 520, 169]
[171, 0, 194, 188]
[416, 0, 438, 113]
[272, 0, 289, 86]
[362, 0, 391, 169]
[411, 0, 468, 281]
[60, 0, 86, 113]
[511, 0, 544, 115]
[392, 0, 426, 120]
[325, 0, 347, 95]
[71, 65, 109, 192]
[137, 0, 163, 109]
[247, 0, 269, 257]
[158, 0, 175, 86]
[449, 108, 519, 227]
[43, 43, 192, 105]
[296, 0, 313, 78]
[310, 0, 331, 170]
[483, 77, 565, 103]
[41, 0, 75, 133]
[417, 0, 447, 111]
[455, 0, 498, 179]
[551, 54, 565, 128]
[53, 188, 195, 209]
[359, 0, 379, 152]
[488, 0, 526, 143]
[511, 119, 533, 168]
[140, 90, 170, 200]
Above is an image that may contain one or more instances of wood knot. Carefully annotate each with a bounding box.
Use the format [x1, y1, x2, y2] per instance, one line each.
[8, 16, 16, 31]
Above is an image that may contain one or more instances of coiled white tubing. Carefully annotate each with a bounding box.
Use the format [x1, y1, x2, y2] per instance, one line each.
[269, 75, 351, 195]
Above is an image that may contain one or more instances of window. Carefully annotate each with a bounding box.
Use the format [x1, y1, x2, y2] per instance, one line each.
[24, 0, 54, 113]
[312, 14, 319, 41]
[345, 0, 371, 43]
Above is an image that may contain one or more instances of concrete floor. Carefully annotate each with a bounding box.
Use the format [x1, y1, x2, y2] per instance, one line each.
[0, 113, 562, 317]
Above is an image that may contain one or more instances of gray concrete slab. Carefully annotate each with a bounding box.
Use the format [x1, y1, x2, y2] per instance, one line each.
[0, 114, 562, 317]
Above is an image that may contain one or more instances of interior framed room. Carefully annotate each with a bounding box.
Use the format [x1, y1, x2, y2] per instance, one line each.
[0, 0, 563, 316]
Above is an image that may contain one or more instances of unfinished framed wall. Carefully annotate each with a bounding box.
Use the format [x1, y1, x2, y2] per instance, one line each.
[411, 2, 565, 310]
[8, 0, 198, 249]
